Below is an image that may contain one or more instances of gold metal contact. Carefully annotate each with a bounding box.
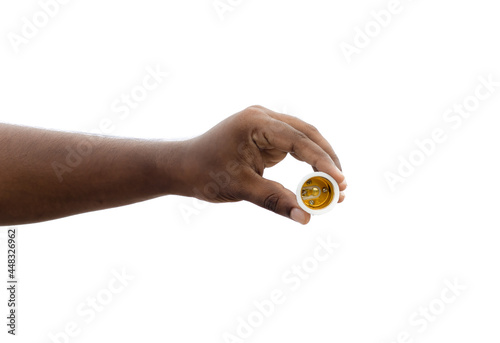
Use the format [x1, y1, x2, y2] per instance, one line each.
[300, 176, 334, 210]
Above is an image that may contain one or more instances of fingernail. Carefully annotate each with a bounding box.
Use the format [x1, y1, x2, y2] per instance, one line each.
[291, 208, 308, 224]
[339, 191, 345, 202]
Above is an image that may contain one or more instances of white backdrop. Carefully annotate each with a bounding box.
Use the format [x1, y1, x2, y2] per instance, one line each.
[1, 0, 499, 342]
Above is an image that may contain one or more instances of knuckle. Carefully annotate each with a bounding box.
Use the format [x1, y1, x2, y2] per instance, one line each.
[238, 106, 266, 124]
[305, 123, 319, 134]
[268, 119, 285, 133]
[244, 105, 265, 116]
[263, 193, 281, 213]
[295, 130, 308, 141]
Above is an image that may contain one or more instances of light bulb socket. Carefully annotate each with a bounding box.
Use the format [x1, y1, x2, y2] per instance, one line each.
[296, 172, 339, 215]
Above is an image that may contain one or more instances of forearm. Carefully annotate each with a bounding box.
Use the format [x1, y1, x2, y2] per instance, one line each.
[0, 123, 185, 225]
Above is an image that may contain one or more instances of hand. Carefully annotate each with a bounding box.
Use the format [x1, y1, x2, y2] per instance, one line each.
[175, 105, 347, 224]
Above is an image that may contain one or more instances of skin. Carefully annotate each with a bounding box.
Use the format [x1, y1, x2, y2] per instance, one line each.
[0, 105, 346, 226]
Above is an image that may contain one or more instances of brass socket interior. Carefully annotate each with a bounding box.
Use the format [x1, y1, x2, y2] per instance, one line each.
[299, 176, 334, 210]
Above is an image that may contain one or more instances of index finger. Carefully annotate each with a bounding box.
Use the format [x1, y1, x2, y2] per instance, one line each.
[251, 119, 346, 188]
[265, 109, 343, 173]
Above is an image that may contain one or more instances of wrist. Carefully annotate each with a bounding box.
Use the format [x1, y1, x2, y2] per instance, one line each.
[155, 139, 194, 197]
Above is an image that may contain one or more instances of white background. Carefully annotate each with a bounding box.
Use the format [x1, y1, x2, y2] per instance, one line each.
[1, 0, 500, 342]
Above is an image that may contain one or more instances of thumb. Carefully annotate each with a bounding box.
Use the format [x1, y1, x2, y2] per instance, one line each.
[242, 173, 311, 224]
